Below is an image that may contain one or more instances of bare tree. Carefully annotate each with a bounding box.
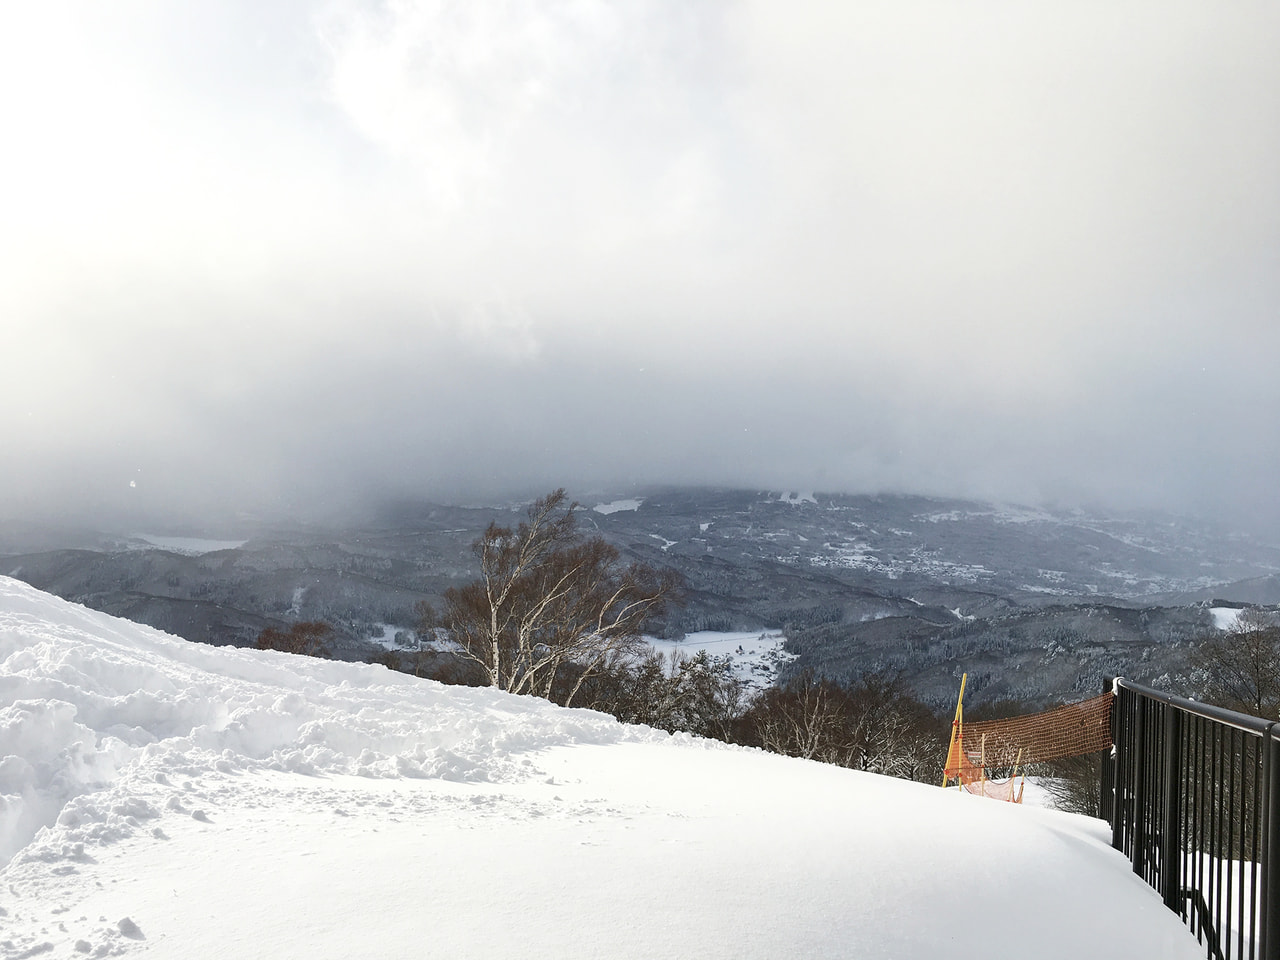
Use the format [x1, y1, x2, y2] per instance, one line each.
[425, 489, 680, 703]
[600, 649, 746, 739]
[255, 621, 334, 658]
[751, 672, 857, 765]
[741, 671, 945, 781]
[845, 674, 944, 782]
[1190, 609, 1280, 717]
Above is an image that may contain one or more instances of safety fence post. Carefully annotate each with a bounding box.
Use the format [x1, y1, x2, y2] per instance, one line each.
[1132, 693, 1147, 877]
[1263, 725, 1280, 960]
[1160, 705, 1183, 911]
[1111, 682, 1127, 852]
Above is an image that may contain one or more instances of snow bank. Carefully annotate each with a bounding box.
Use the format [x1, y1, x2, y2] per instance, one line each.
[0, 576, 658, 867]
[0, 576, 1203, 959]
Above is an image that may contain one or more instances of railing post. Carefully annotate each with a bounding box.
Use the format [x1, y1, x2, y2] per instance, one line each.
[1112, 680, 1127, 852]
[1160, 706, 1182, 910]
[1132, 694, 1147, 876]
[1262, 725, 1280, 960]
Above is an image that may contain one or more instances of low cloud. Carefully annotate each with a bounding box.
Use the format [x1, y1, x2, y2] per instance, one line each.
[1, 1, 1277, 534]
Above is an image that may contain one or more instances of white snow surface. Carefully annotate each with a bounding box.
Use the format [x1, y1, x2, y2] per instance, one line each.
[645, 630, 795, 691]
[1211, 607, 1245, 631]
[365, 623, 404, 649]
[0, 576, 1201, 959]
[592, 498, 643, 514]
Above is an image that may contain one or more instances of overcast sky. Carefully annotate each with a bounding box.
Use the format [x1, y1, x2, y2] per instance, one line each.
[2, 1, 1278, 533]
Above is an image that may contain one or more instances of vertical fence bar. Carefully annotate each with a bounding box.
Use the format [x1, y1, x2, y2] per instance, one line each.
[1158, 700, 1166, 891]
[1162, 705, 1183, 910]
[1134, 695, 1148, 878]
[1259, 723, 1276, 960]
[1228, 727, 1237, 959]
[1263, 727, 1280, 960]
[1195, 713, 1204, 944]
[1251, 734, 1261, 960]
[1114, 685, 1129, 852]
[1214, 723, 1224, 955]
[1184, 715, 1193, 930]
[1237, 728, 1246, 960]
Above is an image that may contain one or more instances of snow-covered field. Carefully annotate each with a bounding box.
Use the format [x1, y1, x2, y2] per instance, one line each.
[592, 498, 643, 515]
[365, 622, 409, 650]
[1211, 606, 1245, 631]
[645, 630, 794, 691]
[0, 576, 1201, 959]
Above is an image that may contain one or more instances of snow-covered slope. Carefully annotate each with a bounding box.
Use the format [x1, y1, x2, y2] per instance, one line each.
[0, 576, 1200, 959]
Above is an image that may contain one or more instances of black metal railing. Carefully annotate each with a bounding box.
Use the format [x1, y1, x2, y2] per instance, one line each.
[1107, 678, 1280, 960]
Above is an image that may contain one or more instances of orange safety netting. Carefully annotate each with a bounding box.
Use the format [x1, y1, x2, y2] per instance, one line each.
[942, 679, 1114, 803]
[962, 776, 1025, 803]
[944, 724, 1028, 803]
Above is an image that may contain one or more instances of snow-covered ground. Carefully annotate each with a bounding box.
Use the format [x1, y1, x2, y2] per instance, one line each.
[1211, 606, 1245, 631]
[0, 576, 1202, 959]
[592, 498, 643, 515]
[645, 630, 794, 691]
[365, 622, 407, 649]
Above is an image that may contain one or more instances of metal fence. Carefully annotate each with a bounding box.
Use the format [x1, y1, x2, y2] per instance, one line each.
[1107, 678, 1280, 960]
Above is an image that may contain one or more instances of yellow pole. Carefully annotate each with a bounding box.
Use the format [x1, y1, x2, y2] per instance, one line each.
[942, 673, 968, 787]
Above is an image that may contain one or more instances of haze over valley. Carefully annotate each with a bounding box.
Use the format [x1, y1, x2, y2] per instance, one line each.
[6, 488, 1278, 711]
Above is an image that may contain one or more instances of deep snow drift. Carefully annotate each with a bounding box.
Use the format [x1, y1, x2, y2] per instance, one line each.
[0, 576, 1201, 959]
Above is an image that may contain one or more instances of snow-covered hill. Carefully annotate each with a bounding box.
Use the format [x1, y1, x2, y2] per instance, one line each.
[0, 576, 1200, 959]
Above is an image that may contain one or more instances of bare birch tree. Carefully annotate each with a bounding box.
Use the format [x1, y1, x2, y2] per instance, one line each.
[425, 489, 680, 703]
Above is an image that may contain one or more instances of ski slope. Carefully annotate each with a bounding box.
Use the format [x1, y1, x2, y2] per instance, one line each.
[0, 576, 1201, 959]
